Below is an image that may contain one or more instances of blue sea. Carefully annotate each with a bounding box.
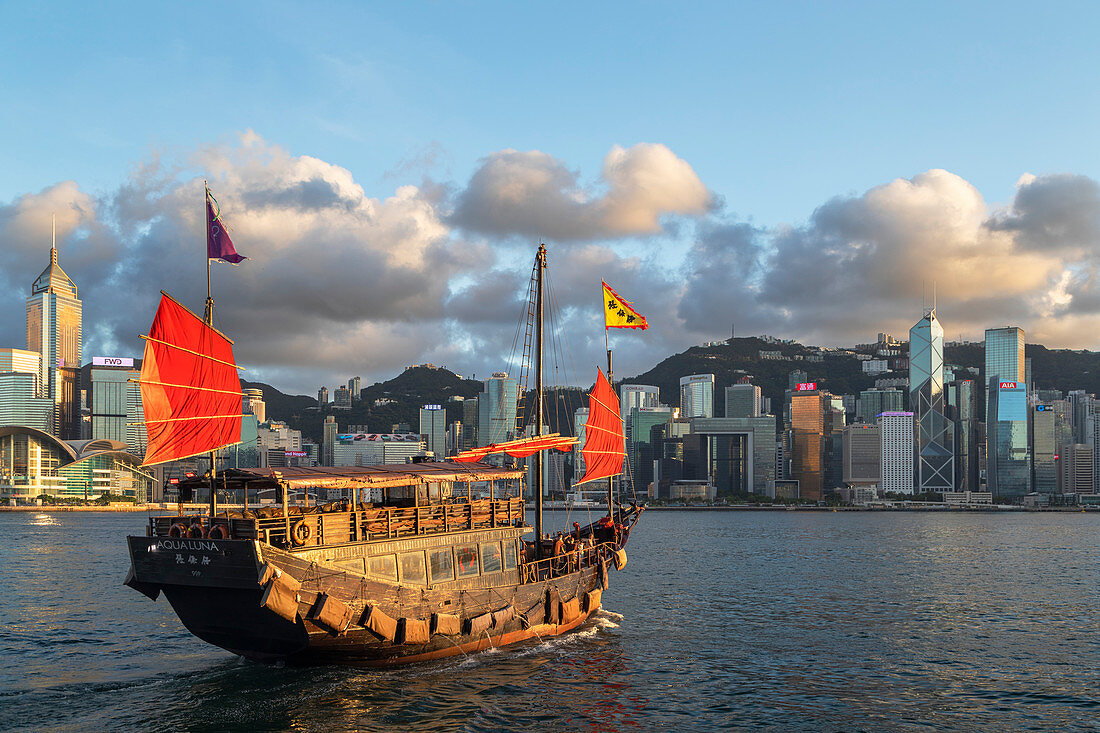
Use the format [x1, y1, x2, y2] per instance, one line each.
[1, 509, 1098, 732]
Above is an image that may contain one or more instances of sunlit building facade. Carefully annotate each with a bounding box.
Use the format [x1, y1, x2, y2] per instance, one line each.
[477, 372, 518, 446]
[26, 245, 82, 438]
[985, 327, 1029, 498]
[790, 390, 825, 501]
[0, 426, 153, 503]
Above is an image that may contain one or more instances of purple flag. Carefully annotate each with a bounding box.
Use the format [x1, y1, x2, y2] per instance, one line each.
[206, 191, 247, 264]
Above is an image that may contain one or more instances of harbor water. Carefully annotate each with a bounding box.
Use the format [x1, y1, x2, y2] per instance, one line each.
[1, 509, 1098, 732]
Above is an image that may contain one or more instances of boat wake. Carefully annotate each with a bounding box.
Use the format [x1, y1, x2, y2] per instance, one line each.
[417, 608, 625, 675]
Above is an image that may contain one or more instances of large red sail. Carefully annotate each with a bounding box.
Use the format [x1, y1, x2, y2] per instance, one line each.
[139, 292, 243, 465]
[576, 368, 625, 485]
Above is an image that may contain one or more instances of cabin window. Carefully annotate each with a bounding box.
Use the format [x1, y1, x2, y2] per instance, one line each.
[481, 542, 503, 574]
[334, 558, 366, 575]
[367, 554, 397, 581]
[428, 548, 455, 583]
[399, 552, 426, 585]
[455, 544, 480, 578]
[503, 541, 517, 571]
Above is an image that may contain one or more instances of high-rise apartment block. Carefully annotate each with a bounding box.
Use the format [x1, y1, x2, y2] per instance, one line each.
[317, 386, 328, 407]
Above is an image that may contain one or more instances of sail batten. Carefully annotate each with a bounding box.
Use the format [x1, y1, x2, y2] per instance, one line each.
[576, 368, 625, 485]
[139, 293, 243, 466]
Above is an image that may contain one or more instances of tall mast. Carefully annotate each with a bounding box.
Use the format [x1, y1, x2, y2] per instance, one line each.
[607, 348, 614, 519]
[534, 244, 546, 550]
[204, 182, 217, 519]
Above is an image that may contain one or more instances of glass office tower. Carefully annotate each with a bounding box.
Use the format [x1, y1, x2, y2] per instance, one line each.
[910, 310, 954, 491]
[984, 327, 1029, 498]
[26, 245, 82, 437]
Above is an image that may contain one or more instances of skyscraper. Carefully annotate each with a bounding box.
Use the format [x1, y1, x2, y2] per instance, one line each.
[880, 412, 915, 495]
[317, 386, 328, 407]
[26, 242, 82, 437]
[620, 385, 660, 433]
[1031, 404, 1057, 494]
[478, 372, 518, 446]
[462, 397, 479, 449]
[984, 327, 1029, 498]
[910, 310, 953, 492]
[857, 388, 904, 425]
[347, 376, 361, 402]
[946, 379, 979, 491]
[790, 389, 826, 501]
[419, 405, 446, 457]
[679, 374, 715, 419]
[322, 415, 337, 466]
[725, 383, 763, 418]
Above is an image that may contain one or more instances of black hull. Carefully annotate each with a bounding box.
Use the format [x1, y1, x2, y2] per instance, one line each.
[127, 531, 619, 667]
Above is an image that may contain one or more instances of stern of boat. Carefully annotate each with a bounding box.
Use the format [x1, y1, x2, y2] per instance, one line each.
[126, 534, 309, 660]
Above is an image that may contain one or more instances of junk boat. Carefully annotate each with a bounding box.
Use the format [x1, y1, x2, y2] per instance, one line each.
[124, 205, 644, 666]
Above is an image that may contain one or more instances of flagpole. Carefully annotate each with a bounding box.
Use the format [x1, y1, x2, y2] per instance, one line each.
[204, 181, 217, 520]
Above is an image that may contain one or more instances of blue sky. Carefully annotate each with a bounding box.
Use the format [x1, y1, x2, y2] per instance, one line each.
[2, 2, 1100, 393]
[6, 2, 1098, 224]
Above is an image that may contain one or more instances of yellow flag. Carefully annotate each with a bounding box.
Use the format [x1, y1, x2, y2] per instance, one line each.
[603, 281, 648, 330]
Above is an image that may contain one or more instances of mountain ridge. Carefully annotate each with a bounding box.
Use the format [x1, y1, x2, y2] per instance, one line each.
[252, 338, 1100, 442]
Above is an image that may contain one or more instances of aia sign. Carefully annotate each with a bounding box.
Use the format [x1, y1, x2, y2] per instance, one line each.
[999, 382, 1017, 389]
[796, 382, 817, 391]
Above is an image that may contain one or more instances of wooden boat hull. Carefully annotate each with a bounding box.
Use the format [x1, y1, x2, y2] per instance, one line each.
[127, 534, 608, 667]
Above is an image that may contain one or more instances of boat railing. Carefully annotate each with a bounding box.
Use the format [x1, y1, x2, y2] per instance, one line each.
[520, 540, 615, 583]
[148, 496, 526, 547]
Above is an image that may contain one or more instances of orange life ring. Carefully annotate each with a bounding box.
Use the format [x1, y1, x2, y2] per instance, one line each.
[187, 523, 207, 539]
[290, 520, 311, 546]
[208, 524, 230, 540]
[168, 523, 187, 538]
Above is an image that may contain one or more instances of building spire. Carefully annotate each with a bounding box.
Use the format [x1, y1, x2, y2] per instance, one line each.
[51, 212, 57, 265]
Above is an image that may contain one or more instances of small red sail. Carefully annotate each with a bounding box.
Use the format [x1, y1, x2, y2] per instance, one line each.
[139, 292, 243, 466]
[452, 434, 577, 463]
[576, 367, 625, 485]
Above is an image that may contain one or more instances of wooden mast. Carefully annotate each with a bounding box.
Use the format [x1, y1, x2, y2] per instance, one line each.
[534, 244, 546, 554]
[204, 181, 217, 519]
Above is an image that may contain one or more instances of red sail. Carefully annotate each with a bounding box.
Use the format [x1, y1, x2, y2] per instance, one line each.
[139, 292, 243, 466]
[576, 368, 625, 484]
[452, 434, 577, 463]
